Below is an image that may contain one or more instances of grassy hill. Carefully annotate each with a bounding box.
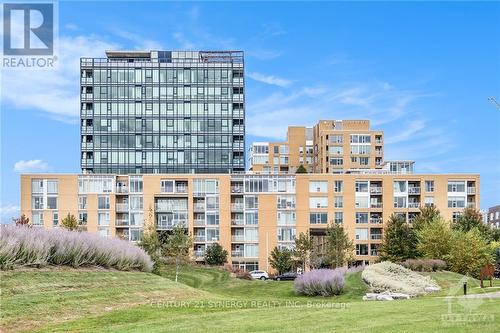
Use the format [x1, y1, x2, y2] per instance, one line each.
[1, 266, 499, 332]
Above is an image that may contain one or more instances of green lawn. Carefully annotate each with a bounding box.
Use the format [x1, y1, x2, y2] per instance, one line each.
[1, 266, 499, 332]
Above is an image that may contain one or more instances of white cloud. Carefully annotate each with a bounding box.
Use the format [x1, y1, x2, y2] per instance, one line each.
[1, 35, 119, 122]
[110, 28, 163, 50]
[172, 32, 197, 50]
[13, 159, 49, 173]
[0, 204, 20, 223]
[247, 72, 292, 87]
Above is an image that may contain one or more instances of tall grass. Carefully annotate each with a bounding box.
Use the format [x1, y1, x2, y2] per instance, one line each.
[0, 225, 153, 272]
[294, 266, 363, 296]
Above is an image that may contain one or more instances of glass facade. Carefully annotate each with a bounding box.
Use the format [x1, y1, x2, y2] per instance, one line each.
[80, 50, 245, 174]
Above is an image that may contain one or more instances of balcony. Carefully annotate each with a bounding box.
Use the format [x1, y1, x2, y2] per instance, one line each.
[370, 250, 379, 256]
[408, 187, 421, 195]
[231, 219, 244, 226]
[115, 203, 129, 212]
[116, 186, 128, 194]
[81, 142, 93, 149]
[231, 250, 244, 257]
[194, 250, 205, 258]
[370, 217, 382, 224]
[155, 203, 187, 212]
[81, 93, 93, 100]
[231, 235, 245, 242]
[370, 187, 382, 194]
[231, 203, 244, 211]
[231, 186, 243, 194]
[194, 235, 206, 242]
[467, 187, 476, 195]
[467, 202, 476, 208]
[371, 234, 382, 240]
[193, 203, 205, 212]
[157, 220, 188, 230]
[408, 202, 420, 209]
[193, 219, 205, 226]
[370, 202, 383, 208]
[375, 150, 383, 156]
[81, 126, 93, 133]
[115, 219, 129, 227]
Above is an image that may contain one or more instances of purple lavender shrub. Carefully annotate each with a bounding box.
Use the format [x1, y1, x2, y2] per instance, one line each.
[294, 269, 345, 296]
[0, 225, 153, 272]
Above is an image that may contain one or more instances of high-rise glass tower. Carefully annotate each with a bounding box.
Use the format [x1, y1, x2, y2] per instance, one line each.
[80, 50, 245, 174]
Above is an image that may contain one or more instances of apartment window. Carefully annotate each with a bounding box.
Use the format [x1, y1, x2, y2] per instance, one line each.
[330, 135, 343, 144]
[245, 212, 258, 225]
[448, 196, 465, 208]
[277, 195, 296, 209]
[98, 196, 110, 209]
[206, 196, 219, 210]
[98, 212, 110, 226]
[355, 196, 369, 208]
[130, 196, 143, 210]
[334, 212, 343, 224]
[359, 157, 369, 166]
[32, 196, 44, 209]
[330, 158, 343, 166]
[356, 244, 369, 256]
[329, 146, 343, 155]
[277, 227, 296, 241]
[393, 181, 407, 193]
[47, 180, 58, 194]
[32, 212, 43, 226]
[130, 176, 143, 193]
[355, 181, 369, 193]
[334, 196, 343, 208]
[355, 228, 369, 241]
[448, 181, 465, 193]
[425, 180, 435, 192]
[277, 211, 296, 225]
[245, 228, 259, 242]
[206, 213, 219, 225]
[309, 181, 328, 193]
[32, 179, 44, 193]
[452, 211, 462, 223]
[98, 227, 110, 238]
[78, 212, 88, 225]
[309, 197, 328, 209]
[279, 145, 289, 154]
[78, 196, 87, 210]
[334, 181, 343, 193]
[424, 196, 434, 207]
[52, 212, 59, 226]
[310, 212, 328, 224]
[206, 228, 220, 241]
[46, 197, 57, 209]
[356, 213, 369, 224]
[245, 196, 259, 209]
[160, 180, 174, 193]
[394, 196, 407, 208]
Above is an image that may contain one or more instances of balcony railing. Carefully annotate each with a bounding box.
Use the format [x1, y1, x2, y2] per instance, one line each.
[194, 235, 205, 242]
[370, 218, 382, 224]
[467, 187, 476, 195]
[115, 219, 129, 226]
[157, 220, 188, 230]
[467, 202, 476, 208]
[371, 234, 382, 240]
[231, 186, 243, 193]
[370, 187, 382, 194]
[408, 202, 420, 209]
[231, 203, 244, 211]
[408, 187, 421, 195]
[193, 219, 205, 226]
[155, 204, 187, 212]
[370, 202, 383, 208]
[231, 236, 244, 242]
[193, 203, 205, 212]
[231, 219, 245, 226]
[194, 250, 205, 258]
[81, 126, 93, 133]
[115, 203, 129, 212]
[231, 250, 244, 257]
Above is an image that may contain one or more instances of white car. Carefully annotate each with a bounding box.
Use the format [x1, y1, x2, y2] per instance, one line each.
[249, 270, 269, 280]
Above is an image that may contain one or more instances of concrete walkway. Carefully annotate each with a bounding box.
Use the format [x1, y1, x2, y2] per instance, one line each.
[443, 291, 500, 299]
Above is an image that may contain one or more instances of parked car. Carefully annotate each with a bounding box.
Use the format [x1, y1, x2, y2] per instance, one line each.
[274, 272, 297, 281]
[249, 270, 269, 280]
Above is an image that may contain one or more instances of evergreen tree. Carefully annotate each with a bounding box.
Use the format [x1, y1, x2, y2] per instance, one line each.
[295, 165, 307, 174]
[61, 213, 78, 231]
[325, 223, 354, 268]
[379, 214, 418, 262]
[269, 247, 293, 274]
[204, 243, 228, 266]
[412, 206, 441, 231]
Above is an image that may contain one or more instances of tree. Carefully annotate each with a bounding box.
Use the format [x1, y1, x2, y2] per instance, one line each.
[453, 208, 492, 241]
[12, 214, 30, 227]
[60, 213, 78, 231]
[204, 243, 228, 266]
[446, 228, 493, 278]
[269, 247, 293, 274]
[379, 214, 418, 262]
[412, 206, 441, 231]
[164, 226, 193, 282]
[416, 217, 452, 260]
[294, 232, 314, 271]
[139, 205, 161, 264]
[295, 165, 307, 174]
[325, 223, 354, 268]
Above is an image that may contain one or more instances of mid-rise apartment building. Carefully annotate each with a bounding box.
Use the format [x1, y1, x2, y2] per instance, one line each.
[80, 50, 245, 174]
[249, 120, 384, 174]
[20, 173, 479, 270]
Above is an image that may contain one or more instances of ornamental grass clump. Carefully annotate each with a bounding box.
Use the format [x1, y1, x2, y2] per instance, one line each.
[362, 261, 439, 296]
[0, 225, 153, 272]
[294, 269, 345, 296]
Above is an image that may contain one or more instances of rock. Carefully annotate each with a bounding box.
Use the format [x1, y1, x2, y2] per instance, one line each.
[376, 294, 394, 301]
[363, 291, 410, 301]
[424, 286, 441, 293]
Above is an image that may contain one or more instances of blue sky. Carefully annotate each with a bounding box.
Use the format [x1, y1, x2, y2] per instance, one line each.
[1, 1, 499, 221]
